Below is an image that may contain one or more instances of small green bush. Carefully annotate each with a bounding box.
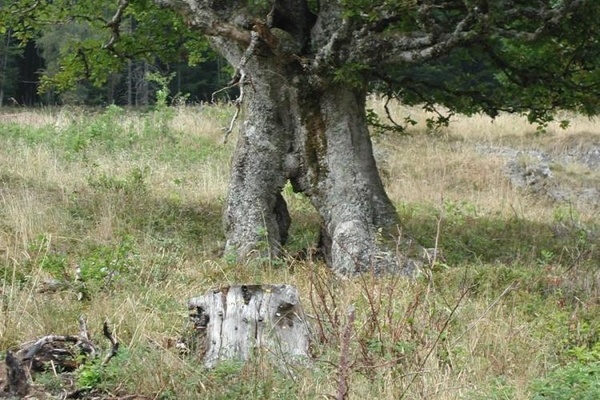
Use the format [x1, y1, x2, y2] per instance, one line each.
[529, 360, 600, 400]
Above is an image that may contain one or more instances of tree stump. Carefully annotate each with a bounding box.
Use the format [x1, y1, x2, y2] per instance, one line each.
[188, 284, 310, 368]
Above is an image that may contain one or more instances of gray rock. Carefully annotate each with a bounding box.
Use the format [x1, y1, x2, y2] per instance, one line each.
[476, 143, 598, 208]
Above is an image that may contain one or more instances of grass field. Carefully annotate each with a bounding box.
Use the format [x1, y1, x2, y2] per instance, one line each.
[1, 102, 599, 399]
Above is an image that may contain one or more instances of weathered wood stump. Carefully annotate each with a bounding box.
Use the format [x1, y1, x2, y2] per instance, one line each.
[188, 284, 310, 368]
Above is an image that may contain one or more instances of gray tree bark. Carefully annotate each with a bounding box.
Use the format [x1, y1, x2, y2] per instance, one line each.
[217, 51, 420, 274]
[220, 51, 295, 260]
[295, 84, 421, 275]
[156, 0, 424, 275]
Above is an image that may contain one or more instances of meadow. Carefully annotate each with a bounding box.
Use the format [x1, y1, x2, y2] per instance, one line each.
[0, 101, 598, 399]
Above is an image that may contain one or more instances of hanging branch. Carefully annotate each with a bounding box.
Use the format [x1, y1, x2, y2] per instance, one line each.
[213, 30, 261, 144]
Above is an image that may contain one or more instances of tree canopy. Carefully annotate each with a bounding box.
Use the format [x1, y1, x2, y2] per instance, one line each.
[0, 0, 219, 105]
[1, 0, 599, 123]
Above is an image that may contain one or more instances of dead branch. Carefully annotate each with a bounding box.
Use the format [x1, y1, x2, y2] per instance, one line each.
[1, 315, 119, 397]
[78, 315, 97, 358]
[101, 321, 120, 366]
[214, 30, 260, 144]
[398, 287, 471, 400]
[20, 334, 88, 363]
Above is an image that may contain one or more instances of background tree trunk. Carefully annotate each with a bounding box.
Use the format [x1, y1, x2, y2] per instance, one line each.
[0, 32, 10, 107]
[188, 284, 310, 368]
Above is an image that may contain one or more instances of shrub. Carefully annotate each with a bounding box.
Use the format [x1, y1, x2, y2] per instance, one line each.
[529, 360, 600, 400]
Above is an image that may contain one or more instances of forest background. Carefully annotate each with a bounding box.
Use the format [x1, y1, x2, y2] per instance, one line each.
[0, 13, 227, 107]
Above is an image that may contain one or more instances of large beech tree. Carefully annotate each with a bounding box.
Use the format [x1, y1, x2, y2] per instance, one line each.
[3, 0, 599, 275]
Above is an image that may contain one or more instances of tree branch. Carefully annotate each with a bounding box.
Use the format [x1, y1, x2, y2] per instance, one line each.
[101, 321, 119, 366]
[207, 21, 252, 45]
[352, 7, 482, 66]
[492, 0, 587, 41]
[11, 0, 41, 15]
[104, 0, 130, 51]
[154, 0, 251, 44]
[345, 0, 587, 67]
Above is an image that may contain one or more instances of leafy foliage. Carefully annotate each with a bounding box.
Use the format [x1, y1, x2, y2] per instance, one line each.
[529, 359, 600, 400]
[368, 2, 600, 127]
[0, 0, 211, 98]
[0, 29, 23, 104]
[2, 0, 599, 124]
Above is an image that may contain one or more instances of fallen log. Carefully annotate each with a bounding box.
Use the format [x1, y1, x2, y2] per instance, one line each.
[187, 284, 310, 368]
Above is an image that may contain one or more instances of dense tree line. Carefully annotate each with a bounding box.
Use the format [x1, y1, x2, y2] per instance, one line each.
[0, 10, 227, 106]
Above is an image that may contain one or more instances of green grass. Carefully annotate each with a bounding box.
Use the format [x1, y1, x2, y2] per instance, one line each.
[0, 104, 598, 399]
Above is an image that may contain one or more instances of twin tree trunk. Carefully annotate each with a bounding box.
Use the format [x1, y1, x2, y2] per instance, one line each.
[216, 40, 420, 276]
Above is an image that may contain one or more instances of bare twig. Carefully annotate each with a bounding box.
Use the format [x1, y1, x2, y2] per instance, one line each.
[221, 74, 245, 144]
[398, 286, 470, 400]
[383, 95, 407, 131]
[358, 273, 384, 352]
[308, 268, 329, 344]
[314, 268, 340, 340]
[336, 305, 355, 400]
[210, 81, 239, 103]
[214, 30, 260, 144]
[450, 281, 518, 347]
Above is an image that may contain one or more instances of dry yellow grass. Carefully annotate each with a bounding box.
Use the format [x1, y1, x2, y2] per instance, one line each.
[0, 103, 598, 399]
[371, 99, 599, 226]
